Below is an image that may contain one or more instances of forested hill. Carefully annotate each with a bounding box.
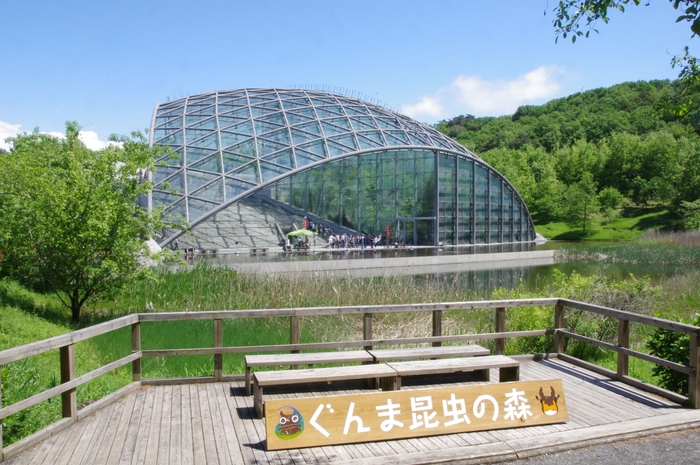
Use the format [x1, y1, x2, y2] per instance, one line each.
[436, 80, 700, 231]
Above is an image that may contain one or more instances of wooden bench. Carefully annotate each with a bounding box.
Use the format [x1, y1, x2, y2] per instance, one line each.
[245, 351, 374, 395]
[367, 345, 490, 362]
[385, 355, 520, 389]
[253, 364, 398, 418]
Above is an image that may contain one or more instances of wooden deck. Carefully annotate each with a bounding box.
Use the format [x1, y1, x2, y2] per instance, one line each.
[8, 357, 700, 465]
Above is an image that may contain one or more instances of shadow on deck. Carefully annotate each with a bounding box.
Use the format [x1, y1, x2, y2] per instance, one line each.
[8, 357, 700, 465]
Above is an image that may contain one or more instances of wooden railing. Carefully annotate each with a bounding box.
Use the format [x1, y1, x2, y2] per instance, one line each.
[0, 298, 698, 461]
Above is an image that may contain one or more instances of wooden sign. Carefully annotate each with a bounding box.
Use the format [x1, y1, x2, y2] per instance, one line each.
[265, 378, 568, 450]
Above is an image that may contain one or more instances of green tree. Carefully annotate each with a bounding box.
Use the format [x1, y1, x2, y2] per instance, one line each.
[0, 122, 165, 323]
[562, 173, 600, 235]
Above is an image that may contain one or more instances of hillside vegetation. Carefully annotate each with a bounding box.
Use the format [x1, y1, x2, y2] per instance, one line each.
[437, 80, 700, 237]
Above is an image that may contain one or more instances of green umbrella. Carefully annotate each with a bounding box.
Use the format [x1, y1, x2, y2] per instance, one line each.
[287, 229, 317, 237]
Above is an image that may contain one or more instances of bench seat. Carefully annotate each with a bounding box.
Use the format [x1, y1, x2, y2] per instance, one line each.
[245, 351, 374, 395]
[253, 364, 397, 418]
[386, 355, 519, 389]
[367, 345, 490, 362]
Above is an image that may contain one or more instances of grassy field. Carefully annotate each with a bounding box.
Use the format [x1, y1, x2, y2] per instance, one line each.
[536, 206, 675, 241]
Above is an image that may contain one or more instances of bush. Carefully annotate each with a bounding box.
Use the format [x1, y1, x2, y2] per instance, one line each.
[646, 313, 700, 395]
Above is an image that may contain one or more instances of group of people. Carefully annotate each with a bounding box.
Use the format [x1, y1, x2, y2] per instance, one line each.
[326, 233, 383, 249]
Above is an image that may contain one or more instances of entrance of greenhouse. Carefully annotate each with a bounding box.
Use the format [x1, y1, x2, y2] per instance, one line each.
[379, 218, 435, 246]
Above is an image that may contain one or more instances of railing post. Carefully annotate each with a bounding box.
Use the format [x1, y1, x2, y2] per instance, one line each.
[60, 344, 77, 422]
[495, 307, 506, 355]
[690, 331, 700, 409]
[617, 319, 629, 381]
[131, 322, 141, 382]
[363, 313, 373, 351]
[554, 303, 565, 354]
[290, 316, 300, 369]
[432, 310, 442, 347]
[214, 319, 223, 382]
[1, 366, 4, 462]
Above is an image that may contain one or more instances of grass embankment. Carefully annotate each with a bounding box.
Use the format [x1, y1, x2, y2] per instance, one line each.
[536, 206, 675, 241]
[0, 280, 131, 445]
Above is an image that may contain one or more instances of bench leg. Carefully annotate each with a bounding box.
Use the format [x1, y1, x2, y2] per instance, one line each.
[499, 366, 519, 382]
[381, 376, 398, 391]
[253, 380, 264, 419]
[473, 368, 490, 381]
[245, 367, 251, 396]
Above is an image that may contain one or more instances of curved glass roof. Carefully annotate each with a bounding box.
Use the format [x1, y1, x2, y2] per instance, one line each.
[149, 88, 482, 227]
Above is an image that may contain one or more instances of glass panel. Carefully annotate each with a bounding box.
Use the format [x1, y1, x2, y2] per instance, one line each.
[376, 117, 401, 130]
[190, 154, 222, 173]
[361, 130, 385, 145]
[187, 198, 217, 221]
[329, 133, 357, 150]
[291, 128, 319, 145]
[287, 107, 316, 119]
[227, 120, 254, 136]
[255, 111, 286, 123]
[259, 161, 290, 183]
[349, 117, 377, 130]
[153, 166, 180, 184]
[310, 98, 337, 106]
[185, 129, 214, 142]
[156, 106, 184, 117]
[164, 199, 187, 222]
[326, 117, 351, 130]
[188, 96, 215, 106]
[155, 130, 183, 146]
[187, 170, 220, 192]
[260, 128, 290, 145]
[321, 121, 348, 136]
[384, 130, 410, 144]
[326, 140, 349, 157]
[282, 100, 308, 110]
[219, 132, 250, 149]
[229, 161, 260, 184]
[408, 133, 432, 146]
[227, 140, 257, 157]
[154, 127, 181, 141]
[187, 117, 217, 130]
[357, 134, 383, 150]
[250, 106, 281, 117]
[382, 131, 408, 146]
[257, 139, 286, 157]
[298, 140, 327, 157]
[294, 150, 324, 168]
[191, 179, 224, 204]
[217, 115, 247, 129]
[255, 100, 281, 111]
[225, 177, 253, 200]
[226, 107, 251, 118]
[254, 119, 283, 135]
[152, 190, 182, 207]
[263, 149, 294, 168]
[155, 116, 182, 129]
[160, 172, 185, 195]
[222, 151, 253, 173]
[185, 147, 217, 166]
[343, 105, 369, 116]
[186, 105, 215, 116]
[285, 113, 314, 125]
[294, 121, 321, 135]
[188, 132, 219, 150]
[315, 108, 342, 119]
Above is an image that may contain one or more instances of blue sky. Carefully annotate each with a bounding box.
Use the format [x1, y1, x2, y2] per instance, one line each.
[0, 0, 693, 149]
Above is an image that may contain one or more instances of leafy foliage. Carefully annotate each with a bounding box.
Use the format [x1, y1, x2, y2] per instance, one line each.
[646, 313, 700, 394]
[437, 80, 700, 231]
[0, 123, 166, 323]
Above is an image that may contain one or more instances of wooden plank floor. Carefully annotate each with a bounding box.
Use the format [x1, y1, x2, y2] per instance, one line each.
[7, 358, 699, 465]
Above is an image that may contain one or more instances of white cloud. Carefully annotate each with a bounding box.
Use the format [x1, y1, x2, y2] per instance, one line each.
[0, 120, 115, 151]
[0, 121, 22, 150]
[401, 66, 564, 121]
